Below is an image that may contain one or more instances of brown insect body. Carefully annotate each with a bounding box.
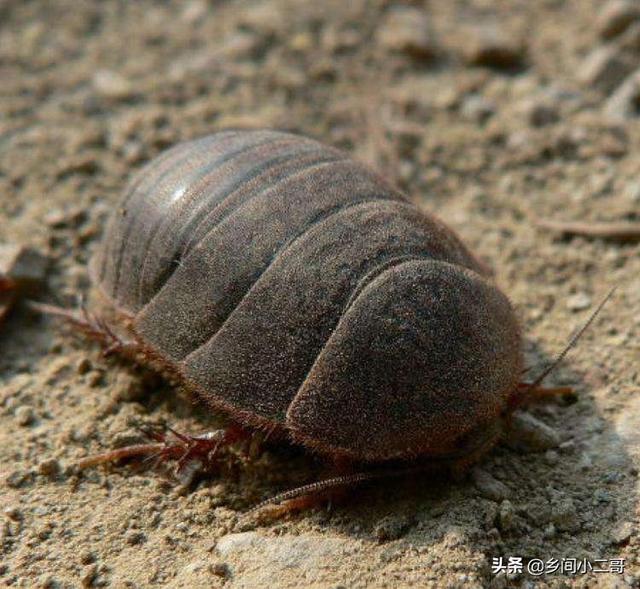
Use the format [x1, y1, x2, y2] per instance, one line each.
[91, 129, 522, 464]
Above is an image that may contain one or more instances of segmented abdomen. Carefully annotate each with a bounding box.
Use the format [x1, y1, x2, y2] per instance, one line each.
[92, 130, 491, 427]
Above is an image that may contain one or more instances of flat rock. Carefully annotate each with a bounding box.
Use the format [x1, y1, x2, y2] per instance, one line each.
[614, 395, 640, 466]
[215, 532, 361, 587]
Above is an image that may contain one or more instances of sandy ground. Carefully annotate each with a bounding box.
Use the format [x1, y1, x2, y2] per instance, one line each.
[1, 0, 640, 587]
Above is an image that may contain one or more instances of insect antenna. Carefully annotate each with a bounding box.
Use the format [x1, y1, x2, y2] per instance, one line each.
[511, 286, 616, 408]
[242, 426, 503, 522]
[243, 468, 419, 521]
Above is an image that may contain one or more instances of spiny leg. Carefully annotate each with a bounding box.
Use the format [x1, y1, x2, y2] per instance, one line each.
[29, 301, 261, 483]
[28, 299, 139, 361]
[78, 423, 253, 485]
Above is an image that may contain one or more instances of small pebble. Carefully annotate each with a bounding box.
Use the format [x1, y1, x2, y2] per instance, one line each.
[605, 68, 640, 120]
[14, 405, 35, 426]
[551, 497, 579, 532]
[566, 292, 592, 311]
[462, 24, 526, 69]
[93, 69, 135, 101]
[377, 7, 437, 60]
[38, 458, 61, 478]
[87, 370, 104, 387]
[611, 522, 634, 544]
[126, 530, 147, 545]
[211, 562, 231, 578]
[496, 500, 516, 532]
[238, 3, 282, 36]
[44, 207, 86, 228]
[578, 452, 593, 471]
[519, 98, 559, 127]
[471, 467, 510, 501]
[506, 411, 560, 451]
[0, 244, 48, 292]
[38, 575, 58, 589]
[578, 46, 635, 95]
[111, 372, 145, 403]
[56, 156, 98, 178]
[5, 469, 31, 488]
[80, 550, 96, 565]
[373, 514, 414, 542]
[76, 357, 92, 375]
[81, 564, 98, 588]
[181, 0, 208, 24]
[489, 572, 508, 589]
[598, 0, 640, 39]
[461, 94, 496, 124]
[4, 506, 22, 521]
[558, 439, 576, 453]
[618, 20, 640, 51]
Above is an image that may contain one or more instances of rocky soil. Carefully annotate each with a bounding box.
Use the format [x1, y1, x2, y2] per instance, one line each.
[1, 0, 639, 587]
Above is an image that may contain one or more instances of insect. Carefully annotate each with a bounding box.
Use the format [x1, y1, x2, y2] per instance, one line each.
[36, 129, 610, 513]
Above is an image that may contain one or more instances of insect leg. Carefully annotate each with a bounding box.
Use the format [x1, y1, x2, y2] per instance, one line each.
[76, 423, 253, 485]
[27, 300, 139, 361]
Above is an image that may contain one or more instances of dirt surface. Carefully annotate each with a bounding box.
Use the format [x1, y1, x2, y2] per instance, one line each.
[1, 1, 640, 587]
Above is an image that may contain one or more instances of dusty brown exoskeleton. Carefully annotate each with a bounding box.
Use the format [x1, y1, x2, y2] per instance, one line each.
[36, 129, 609, 514]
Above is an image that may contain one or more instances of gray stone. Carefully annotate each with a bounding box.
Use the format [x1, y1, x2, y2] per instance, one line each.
[611, 522, 634, 544]
[14, 405, 35, 426]
[496, 500, 516, 532]
[605, 68, 640, 119]
[93, 69, 136, 101]
[566, 292, 592, 311]
[506, 411, 560, 451]
[0, 244, 48, 291]
[578, 46, 636, 94]
[462, 24, 526, 69]
[373, 514, 414, 542]
[598, 0, 640, 39]
[614, 395, 640, 466]
[471, 467, 510, 501]
[518, 97, 560, 127]
[215, 531, 358, 585]
[461, 94, 496, 124]
[617, 21, 640, 51]
[551, 497, 579, 532]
